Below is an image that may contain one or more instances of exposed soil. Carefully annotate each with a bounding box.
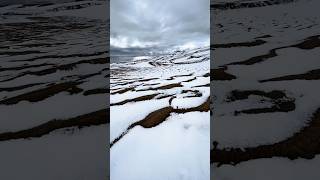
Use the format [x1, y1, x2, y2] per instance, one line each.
[293, 35, 320, 49]
[142, 83, 161, 86]
[211, 107, 320, 166]
[137, 78, 159, 82]
[227, 90, 287, 102]
[110, 97, 210, 147]
[234, 100, 295, 115]
[0, 63, 54, 72]
[0, 81, 83, 105]
[182, 77, 197, 83]
[0, 109, 108, 141]
[136, 83, 183, 91]
[211, 0, 296, 10]
[110, 94, 160, 106]
[0, 57, 108, 82]
[228, 48, 279, 65]
[111, 87, 135, 95]
[166, 73, 194, 80]
[133, 107, 174, 128]
[212, 39, 266, 48]
[181, 90, 203, 98]
[211, 67, 237, 81]
[227, 35, 320, 66]
[83, 88, 108, 96]
[260, 69, 320, 82]
[227, 90, 295, 115]
[0, 50, 43, 56]
[0, 83, 44, 92]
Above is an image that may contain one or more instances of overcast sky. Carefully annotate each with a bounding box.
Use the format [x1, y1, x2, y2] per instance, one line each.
[110, 0, 210, 56]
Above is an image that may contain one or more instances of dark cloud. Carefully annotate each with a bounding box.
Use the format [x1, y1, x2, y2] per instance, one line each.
[110, 0, 210, 55]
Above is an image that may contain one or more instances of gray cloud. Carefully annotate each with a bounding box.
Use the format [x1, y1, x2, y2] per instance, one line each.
[110, 0, 210, 55]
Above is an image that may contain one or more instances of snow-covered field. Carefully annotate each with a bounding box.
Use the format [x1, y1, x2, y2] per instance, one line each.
[0, 1, 108, 179]
[211, 0, 320, 179]
[110, 47, 210, 180]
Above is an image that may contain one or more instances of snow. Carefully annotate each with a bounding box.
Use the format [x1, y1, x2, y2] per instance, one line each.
[0, 125, 108, 180]
[171, 96, 208, 109]
[111, 112, 210, 180]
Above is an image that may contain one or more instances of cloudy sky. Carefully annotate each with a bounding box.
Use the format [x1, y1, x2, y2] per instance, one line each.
[110, 0, 210, 56]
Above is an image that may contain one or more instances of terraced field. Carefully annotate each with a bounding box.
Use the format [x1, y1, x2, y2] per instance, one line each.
[211, 0, 320, 179]
[110, 47, 210, 180]
[0, 1, 108, 179]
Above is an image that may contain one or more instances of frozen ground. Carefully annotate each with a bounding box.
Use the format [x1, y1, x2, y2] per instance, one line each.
[0, 1, 108, 179]
[110, 47, 210, 180]
[211, 0, 320, 179]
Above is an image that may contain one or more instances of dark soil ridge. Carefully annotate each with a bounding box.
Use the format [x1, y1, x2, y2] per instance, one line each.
[77, 70, 105, 81]
[166, 73, 193, 80]
[111, 81, 189, 95]
[227, 90, 287, 101]
[136, 83, 183, 92]
[110, 87, 135, 95]
[137, 78, 159, 82]
[227, 48, 279, 65]
[110, 90, 202, 106]
[157, 94, 173, 100]
[227, 90, 295, 115]
[234, 100, 295, 115]
[0, 57, 108, 82]
[111, 81, 137, 87]
[181, 90, 203, 98]
[0, 109, 108, 142]
[203, 72, 210, 77]
[17, 42, 65, 48]
[0, 81, 83, 105]
[212, 39, 266, 49]
[12, 51, 107, 62]
[192, 84, 210, 88]
[0, 83, 44, 92]
[149, 62, 162, 66]
[211, 107, 320, 166]
[211, 0, 297, 11]
[83, 88, 108, 96]
[110, 97, 210, 147]
[211, 67, 237, 81]
[260, 69, 320, 82]
[182, 77, 197, 83]
[227, 35, 320, 66]
[0, 63, 54, 72]
[0, 50, 44, 56]
[110, 94, 160, 106]
[142, 83, 161, 86]
[174, 57, 209, 65]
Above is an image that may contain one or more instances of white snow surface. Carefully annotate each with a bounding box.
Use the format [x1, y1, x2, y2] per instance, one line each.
[111, 112, 210, 180]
